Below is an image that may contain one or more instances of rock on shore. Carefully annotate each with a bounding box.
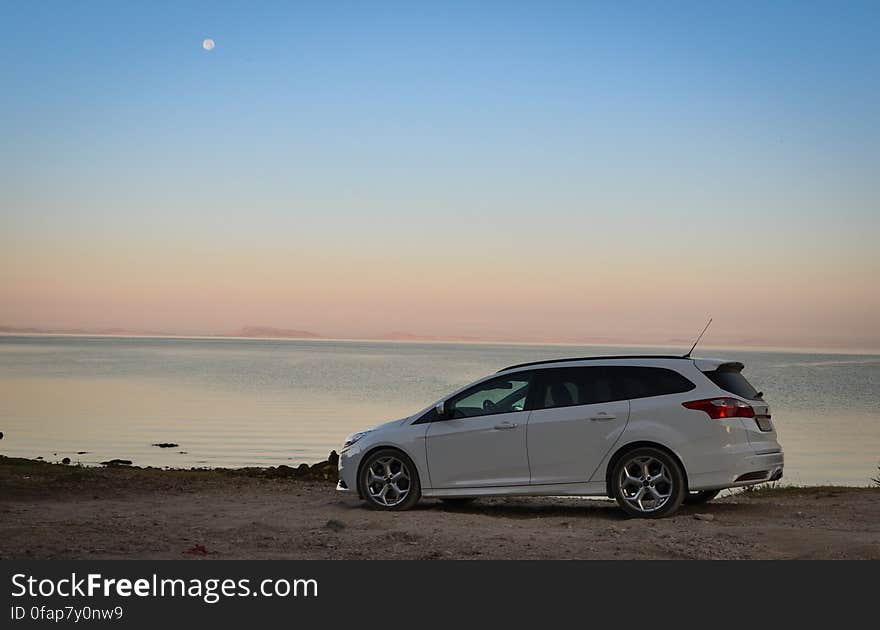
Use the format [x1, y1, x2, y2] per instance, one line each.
[249, 451, 339, 481]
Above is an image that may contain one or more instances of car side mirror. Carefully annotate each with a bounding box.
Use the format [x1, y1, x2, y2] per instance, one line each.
[435, 400, 452, 420]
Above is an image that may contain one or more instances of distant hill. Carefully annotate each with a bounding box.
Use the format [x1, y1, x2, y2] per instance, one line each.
[0, 326, 58, 334]
[94, 328, 173, 336]
[225, 326, 322, 339]
[0, 325, 174, 336]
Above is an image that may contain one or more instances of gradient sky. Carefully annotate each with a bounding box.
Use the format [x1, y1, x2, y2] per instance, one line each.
[2, 2, 878, 349]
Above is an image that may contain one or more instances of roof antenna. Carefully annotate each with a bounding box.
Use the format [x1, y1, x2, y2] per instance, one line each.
[683, 317, 712, 358]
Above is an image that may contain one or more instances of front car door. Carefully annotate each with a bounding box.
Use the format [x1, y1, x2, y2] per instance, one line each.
[425, 371, 533, 488]
[526, 367, 630, 485]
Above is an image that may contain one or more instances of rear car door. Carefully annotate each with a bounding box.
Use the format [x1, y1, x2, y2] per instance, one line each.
[526, 367, 630, 485]
[425, 372, 533, 488]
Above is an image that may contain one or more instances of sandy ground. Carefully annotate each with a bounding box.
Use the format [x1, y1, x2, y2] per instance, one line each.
[1, 457, 878, 560]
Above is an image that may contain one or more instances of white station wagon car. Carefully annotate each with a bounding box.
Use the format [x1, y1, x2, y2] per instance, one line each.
[337, 355, 783, 518]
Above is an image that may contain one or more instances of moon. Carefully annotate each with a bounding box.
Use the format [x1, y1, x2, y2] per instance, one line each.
[202, 38, 215, 51]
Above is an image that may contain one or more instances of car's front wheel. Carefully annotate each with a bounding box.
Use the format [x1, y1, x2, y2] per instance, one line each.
[358, 448, 421, 510]
[611, 447, 686, 518]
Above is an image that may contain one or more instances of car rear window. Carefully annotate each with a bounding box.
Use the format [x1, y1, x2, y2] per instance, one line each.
[704, 367, 760, 400]
[533, 367, 620, 409]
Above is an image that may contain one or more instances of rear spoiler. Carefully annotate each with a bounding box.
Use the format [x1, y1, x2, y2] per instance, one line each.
[713, 361, 744, 372]
[692, 358, 744, 373]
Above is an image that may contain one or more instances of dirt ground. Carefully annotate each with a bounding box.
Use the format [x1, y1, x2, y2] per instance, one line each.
[1, 457, 878, 560]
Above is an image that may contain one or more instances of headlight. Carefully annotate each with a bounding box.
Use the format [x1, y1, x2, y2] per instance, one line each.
[343, 430, 372, 450]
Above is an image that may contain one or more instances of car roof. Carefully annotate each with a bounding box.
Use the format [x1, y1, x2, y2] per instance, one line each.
[496, 355, 738, 373]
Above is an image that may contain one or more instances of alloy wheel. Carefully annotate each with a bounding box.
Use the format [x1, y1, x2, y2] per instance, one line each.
[617, 455, 674, 513]
[365, 455, 412, 507]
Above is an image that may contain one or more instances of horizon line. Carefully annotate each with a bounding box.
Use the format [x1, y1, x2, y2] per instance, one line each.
[1, 329, 878, 356]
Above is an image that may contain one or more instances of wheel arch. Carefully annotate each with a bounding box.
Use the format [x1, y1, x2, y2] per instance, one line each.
[604, 441, 689, 498]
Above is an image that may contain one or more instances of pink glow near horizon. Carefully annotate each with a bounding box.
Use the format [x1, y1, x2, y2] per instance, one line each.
[2, 232, 877, 349]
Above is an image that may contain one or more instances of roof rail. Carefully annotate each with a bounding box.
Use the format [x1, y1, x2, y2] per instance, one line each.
[497, 355, 690, 373]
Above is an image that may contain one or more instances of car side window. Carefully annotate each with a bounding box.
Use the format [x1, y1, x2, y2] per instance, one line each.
[610, 367, 695, 399]
[534, 367, 620, 410]
[449, 373, 532, 419]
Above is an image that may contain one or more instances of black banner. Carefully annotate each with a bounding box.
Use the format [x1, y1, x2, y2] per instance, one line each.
[1, 560, 874, 627]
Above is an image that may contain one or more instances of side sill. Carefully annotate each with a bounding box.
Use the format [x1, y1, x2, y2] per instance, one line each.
[421, 481, 607, 498]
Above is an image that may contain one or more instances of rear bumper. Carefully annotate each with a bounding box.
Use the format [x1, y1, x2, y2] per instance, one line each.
[688, 450, 784, 491]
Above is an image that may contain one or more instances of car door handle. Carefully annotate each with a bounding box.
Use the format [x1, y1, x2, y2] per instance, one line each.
[494, 421, 518, 430]
[589, 413, 616, 422]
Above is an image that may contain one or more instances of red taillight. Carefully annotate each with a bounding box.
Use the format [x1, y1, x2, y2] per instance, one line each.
[682, 397, 755, 419]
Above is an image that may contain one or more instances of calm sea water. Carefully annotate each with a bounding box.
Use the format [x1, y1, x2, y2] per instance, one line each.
[0, 336, 878, 486]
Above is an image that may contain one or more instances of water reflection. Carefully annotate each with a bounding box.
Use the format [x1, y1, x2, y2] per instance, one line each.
[0, 336, 877, 485]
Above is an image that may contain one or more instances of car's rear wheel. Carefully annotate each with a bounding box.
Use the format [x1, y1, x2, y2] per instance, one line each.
[611, 447, 686, 518]
[358, 449, 421, 511]
[684, 489, 721, 505]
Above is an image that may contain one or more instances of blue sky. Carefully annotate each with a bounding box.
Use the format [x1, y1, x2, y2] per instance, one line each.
[1, 2, 878, 347]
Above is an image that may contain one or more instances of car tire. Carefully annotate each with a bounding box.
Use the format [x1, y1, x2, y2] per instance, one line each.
[684, 489, 721, 505]
[611, 447, 686, 519]
[358, 448, 421, 511]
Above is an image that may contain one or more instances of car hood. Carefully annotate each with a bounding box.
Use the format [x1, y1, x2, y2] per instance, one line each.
[370, 416, 413, 433]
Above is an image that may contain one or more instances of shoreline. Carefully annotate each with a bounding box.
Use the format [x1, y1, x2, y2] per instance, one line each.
[6, 454, 876, 487]
[0, 454, 340, 480]
[2, 456, 878, 560]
